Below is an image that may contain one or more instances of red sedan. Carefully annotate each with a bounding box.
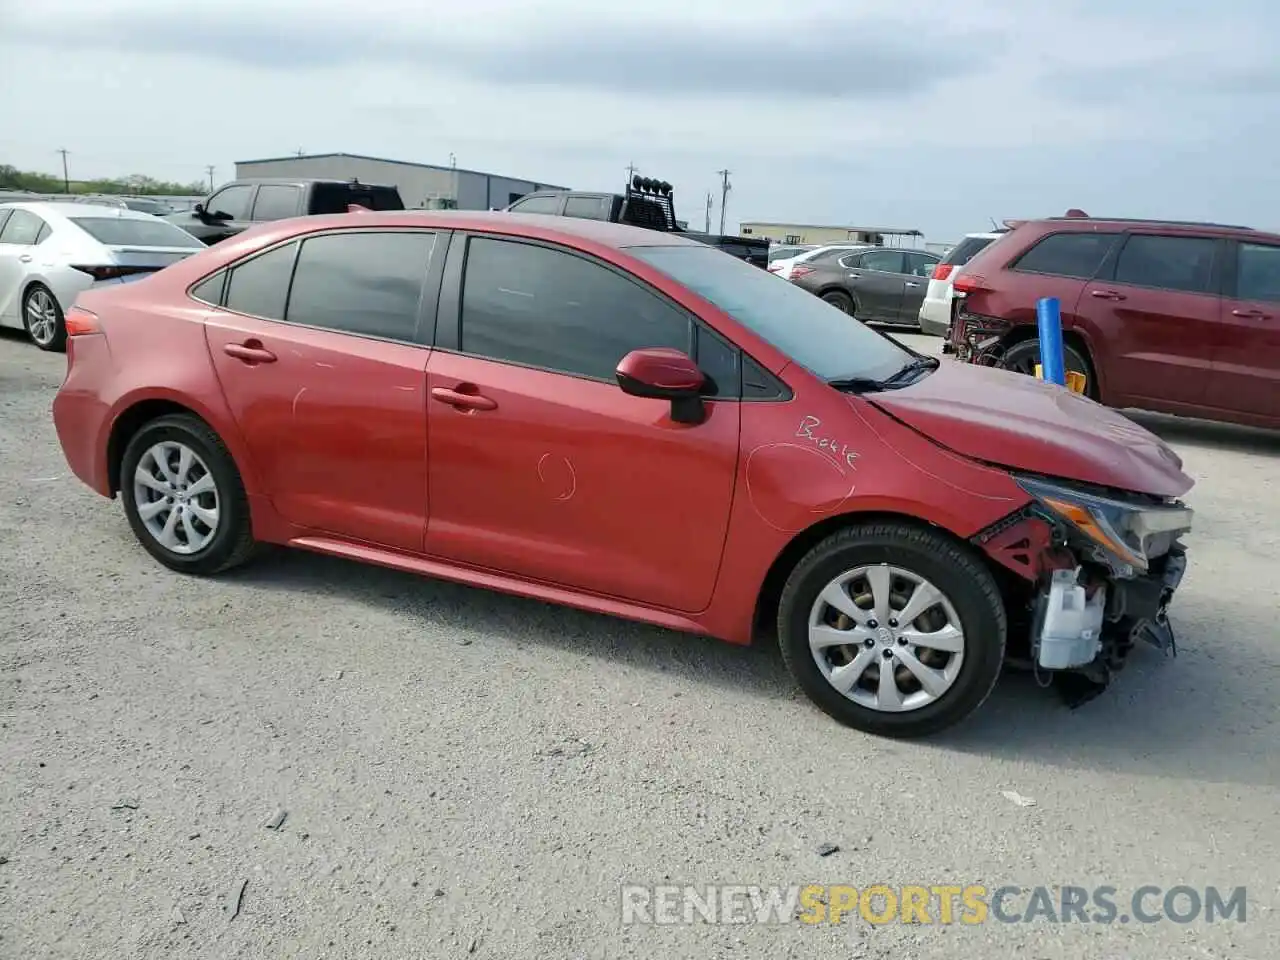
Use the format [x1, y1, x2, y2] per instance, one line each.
[52, 211, 1195, 737]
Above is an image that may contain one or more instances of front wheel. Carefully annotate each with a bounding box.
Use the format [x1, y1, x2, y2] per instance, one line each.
[777, 523, 1006, 738]
[23, 284, 66, 352]
[999, 339, 1097, 400]
[119, 414, 257, 575]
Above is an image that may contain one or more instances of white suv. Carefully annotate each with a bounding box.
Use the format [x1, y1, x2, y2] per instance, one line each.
[917, 231, 1006, 336]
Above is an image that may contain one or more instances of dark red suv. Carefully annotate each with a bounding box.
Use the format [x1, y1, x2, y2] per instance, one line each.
[947, 214, 1280, 429]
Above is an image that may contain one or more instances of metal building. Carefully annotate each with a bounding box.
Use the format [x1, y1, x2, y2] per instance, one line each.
[739, 221, 924, 247]
[233, 153, 569, 211]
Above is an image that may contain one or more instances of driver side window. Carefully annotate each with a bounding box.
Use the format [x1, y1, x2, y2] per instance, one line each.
[205, 184, 254, 220]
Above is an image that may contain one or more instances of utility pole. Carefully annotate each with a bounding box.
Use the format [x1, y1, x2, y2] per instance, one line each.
[295, 148, 305, 157]
[717, 169, 731, 235]
[704, 191, 713, 233]
[625, 162, 638, 186]
[205, 165, 215, 191]
[56, 148, 70, 193]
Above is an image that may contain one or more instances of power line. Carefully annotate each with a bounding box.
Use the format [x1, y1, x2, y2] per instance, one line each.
[717, 169, 731, 235]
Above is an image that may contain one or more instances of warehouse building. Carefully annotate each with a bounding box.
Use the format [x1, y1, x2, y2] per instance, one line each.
[233, 153, 569, 211]
[739, 221, 923, 247]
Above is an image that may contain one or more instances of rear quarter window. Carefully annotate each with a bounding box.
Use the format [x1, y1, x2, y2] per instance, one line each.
[1011, 232, 1120, 279]
[943, 236, 997, 267]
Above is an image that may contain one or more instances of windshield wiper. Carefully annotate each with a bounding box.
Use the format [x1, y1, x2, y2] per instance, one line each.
[828, 356, 940, 394]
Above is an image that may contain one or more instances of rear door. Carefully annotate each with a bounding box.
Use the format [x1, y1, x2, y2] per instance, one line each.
[1076, 232, 1221, 411]
[1209, 239, 1280, 423]
[249, 184, 304, 222]
[901, 251, 940, 320]
[843, 248, 907, 322]
[202, 228, 445, 551]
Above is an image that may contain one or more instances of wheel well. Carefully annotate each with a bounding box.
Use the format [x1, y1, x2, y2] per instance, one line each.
[998, 325, 1100, 397]
[106, 400, 202, 494]
[817, 285, 855, 304]
[752, 511, 970, 639]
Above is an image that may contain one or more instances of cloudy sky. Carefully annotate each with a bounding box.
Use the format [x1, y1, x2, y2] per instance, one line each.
[2, 0, 1277, 240]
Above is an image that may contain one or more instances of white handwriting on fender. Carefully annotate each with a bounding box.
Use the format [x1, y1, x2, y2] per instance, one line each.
[795, 416, 859, 469]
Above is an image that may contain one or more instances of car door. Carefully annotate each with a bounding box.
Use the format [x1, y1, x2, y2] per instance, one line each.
[191, 183, 257, 244]
[901, 251, 940, 320]
[1208, 239, 1280, 423]
[1074, 232, 1221, 412]
[423, 233, 741, 613]
[842, 249, 907, 323]
[0, 209, 43, 327]
[201, 227, 445, 551]
[248, 183, 304, 223]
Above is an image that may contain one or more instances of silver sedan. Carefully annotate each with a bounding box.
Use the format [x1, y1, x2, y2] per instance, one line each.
[0, 201, 205, 351]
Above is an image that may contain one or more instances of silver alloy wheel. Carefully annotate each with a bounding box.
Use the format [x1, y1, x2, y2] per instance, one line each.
[808, 563, 966, 713]
[25, 289, 58, 346]
[132, 441, 220, 555]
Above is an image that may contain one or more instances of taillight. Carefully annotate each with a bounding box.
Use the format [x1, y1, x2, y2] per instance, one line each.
[767, 264, 783, 273]
[65, 306, 101, 336]
[72, 264, 157, 281]
[790, 266, 815, 280]
[932, 263, 955, 281]
[952, 273, 987, 294]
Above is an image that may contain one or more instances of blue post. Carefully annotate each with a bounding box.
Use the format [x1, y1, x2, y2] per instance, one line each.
[1036, 296, 1066, 386]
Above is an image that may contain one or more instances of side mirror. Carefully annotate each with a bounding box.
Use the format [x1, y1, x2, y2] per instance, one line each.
[193, 202, 205, 216]
[615, 347, 706, 425]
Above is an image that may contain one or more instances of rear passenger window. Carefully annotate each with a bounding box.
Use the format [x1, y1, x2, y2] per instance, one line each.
[1237, 243, 1280, 303]
[1012, 232, 1119, 279]
[459, 237, 691, 381]
[223, 242, 298, 320]
[286, 231, 434, 341]
[1113, 235, 1217, 294]
[563, 196, 610, 220]
[250, 185, 303, 221]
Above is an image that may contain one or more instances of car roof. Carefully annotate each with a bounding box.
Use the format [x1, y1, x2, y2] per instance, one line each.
[1021, 215, 1280, 243]
[244, 209, 708, 249]
[0, 200, 164, 220]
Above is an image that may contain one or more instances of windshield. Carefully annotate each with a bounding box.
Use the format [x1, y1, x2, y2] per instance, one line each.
[70, 216, 205, 248]
[630, 244, 912, 382]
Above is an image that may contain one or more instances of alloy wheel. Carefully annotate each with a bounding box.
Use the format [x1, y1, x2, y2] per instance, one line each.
[132, 441, 220, 555]
[808, 563, 966, 713]
[25, 289, 59, 346]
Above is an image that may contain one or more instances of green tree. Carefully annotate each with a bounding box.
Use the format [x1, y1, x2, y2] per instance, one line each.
[0, 163, 205, 195]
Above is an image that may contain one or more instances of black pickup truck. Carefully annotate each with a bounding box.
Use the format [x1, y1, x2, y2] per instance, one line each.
[165, 177, 404, 245]
[504, 177, 770, 267]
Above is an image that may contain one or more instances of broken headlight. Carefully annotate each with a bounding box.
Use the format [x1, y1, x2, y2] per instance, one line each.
[1015, 475, 1193, 576]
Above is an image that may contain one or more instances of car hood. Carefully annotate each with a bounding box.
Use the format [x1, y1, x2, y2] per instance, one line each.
[866, 361, 1193, 498]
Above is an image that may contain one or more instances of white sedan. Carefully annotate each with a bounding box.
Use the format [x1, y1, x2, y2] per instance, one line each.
[768, 243, 872, 280]
[0, 201, 205, 351]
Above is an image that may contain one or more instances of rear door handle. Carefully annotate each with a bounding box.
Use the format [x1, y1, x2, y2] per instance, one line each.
[223, 341, 277, 364]
[905, 281, 921, 288]
[1232, 308, 1270, 319]
[431, 386, 497, 411]
[18, 254, 32, 263]
[1090, 289, 1126, 301]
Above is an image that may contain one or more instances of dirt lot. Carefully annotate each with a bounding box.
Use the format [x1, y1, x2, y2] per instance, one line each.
[1, 329, 1277, 960]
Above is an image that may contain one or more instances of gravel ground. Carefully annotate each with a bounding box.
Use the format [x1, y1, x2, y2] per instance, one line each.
[1, 328, 1277, 960]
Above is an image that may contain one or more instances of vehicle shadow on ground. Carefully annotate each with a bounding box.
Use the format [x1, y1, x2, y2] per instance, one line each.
[1125, 410, 1280, 457]
[228, 548, 1276, 790]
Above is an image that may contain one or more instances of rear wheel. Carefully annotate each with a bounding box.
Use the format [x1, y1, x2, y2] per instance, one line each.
[119, 414, 257, 575]
[23, 284, 66, 352]
[999, 338, 1097, 400]
[821, 290, 855, 315]
[777, 523, 1006, 738]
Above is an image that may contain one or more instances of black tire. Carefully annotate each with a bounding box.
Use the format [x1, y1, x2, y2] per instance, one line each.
[777, 523, 1006, 738]
[23, 284, 67, 352]
[119, 413, 257, 575]
[821, 290, 856, 315]
[999, 338, 1098, 400]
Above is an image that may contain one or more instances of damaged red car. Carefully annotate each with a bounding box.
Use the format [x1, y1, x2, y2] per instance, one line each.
[51, 211, 1195, 737]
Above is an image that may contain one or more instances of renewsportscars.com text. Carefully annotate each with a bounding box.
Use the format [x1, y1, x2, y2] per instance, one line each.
[620, 884, 1247, 926]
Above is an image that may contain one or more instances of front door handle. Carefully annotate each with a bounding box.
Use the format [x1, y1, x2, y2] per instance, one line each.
[431, 386, 497, 411]
[223, 341, 277, 364]
[18, 254, 32, 263]
[1231, 308, 1270, 319]
[1090, 289, 1126, 301]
